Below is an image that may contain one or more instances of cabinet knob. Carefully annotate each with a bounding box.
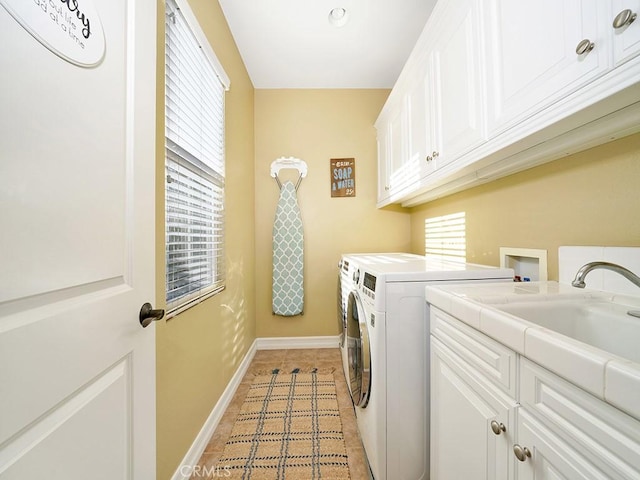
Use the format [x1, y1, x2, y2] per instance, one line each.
[513, 444, 532, 462]
[426, 155, 433, 162]
[613, 9, 637, 29]
[384, 186, 390, 191]
[575, 39, 595, 56]
[432, 151, 440, 159]
[490, 420, 506, 435]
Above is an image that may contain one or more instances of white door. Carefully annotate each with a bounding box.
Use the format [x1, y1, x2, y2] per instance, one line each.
[0, 0, 157, 478]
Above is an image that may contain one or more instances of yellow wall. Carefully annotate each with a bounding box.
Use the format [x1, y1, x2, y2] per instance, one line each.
[152, 0, 639, 474]
[155, 1, 256, 478]
[254, 89, 411, 338]
[410, 133, 640, 279]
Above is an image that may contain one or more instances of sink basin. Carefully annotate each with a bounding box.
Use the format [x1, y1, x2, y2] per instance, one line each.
[494, 299, 640, 363]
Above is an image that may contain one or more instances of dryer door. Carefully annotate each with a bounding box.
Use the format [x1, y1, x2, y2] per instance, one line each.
[346, 291, 371, 407]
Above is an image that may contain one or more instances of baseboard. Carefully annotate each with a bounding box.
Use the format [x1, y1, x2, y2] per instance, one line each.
[170, 335, 340, 479]
[171, 338, 258, 480]
[256, 335, 340, 350]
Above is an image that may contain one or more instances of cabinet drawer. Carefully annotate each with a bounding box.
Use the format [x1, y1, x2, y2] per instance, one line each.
[520, 358, 640, 478]
[430, 306, 517, 397]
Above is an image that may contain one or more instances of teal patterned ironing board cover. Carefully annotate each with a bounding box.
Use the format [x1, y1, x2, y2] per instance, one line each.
[272, 181, 304, 316]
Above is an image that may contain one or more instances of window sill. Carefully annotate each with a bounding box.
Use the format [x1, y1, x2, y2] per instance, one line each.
[165, 286, 226, 320]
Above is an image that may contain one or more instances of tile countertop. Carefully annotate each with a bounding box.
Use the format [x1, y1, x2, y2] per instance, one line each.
[425, 281, 640, 422]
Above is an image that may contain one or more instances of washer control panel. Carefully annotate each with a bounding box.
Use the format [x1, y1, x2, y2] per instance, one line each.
[361, 272, 377, 301]
[363, 272, 376, 292]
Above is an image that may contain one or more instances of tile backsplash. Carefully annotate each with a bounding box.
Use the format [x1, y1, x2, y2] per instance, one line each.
[559, 246, 640, 296]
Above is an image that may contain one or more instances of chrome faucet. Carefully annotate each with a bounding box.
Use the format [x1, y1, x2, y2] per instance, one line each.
[571, 261, 640, 318]
[571, 261, 640, 289]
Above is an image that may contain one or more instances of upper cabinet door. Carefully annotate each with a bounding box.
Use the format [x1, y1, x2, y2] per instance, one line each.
[387, 101, 414, 193]
[486, 0, 611, 136]
[431, 0, 488, 166]
[376, 125, 391, 204]
[612, 0, 640, 65]
[406, 68, 437, 182]
[388, 102, 406, 181]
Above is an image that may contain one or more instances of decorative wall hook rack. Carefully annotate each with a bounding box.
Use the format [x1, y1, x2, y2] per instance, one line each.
[270, 156, 308, 191]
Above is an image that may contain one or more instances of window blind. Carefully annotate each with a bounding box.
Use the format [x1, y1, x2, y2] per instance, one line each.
[165, 0, 228, 313]
[425, 212, 466, 262]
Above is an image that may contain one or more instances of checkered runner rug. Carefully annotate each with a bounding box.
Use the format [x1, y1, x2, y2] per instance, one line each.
[215, 368, 351, 479]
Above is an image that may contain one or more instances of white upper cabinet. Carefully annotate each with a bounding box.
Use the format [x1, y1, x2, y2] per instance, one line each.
[376, 126, 391, 203]
[612, 0, 640, 65]
[486, 0, 611, 135]
[375, 0, 487, 206]
[388, 102, 406, 184]
[405, 72, 436, 184]
[375, 100, 412, 203]
[375, 0, 640, 207]
[431, 0, 487, 164]
[375, 56, 430, 205]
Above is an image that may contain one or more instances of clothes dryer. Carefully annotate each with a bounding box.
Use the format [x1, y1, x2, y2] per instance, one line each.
[343, 253, 513, 480]
[337, 257, 355, 379]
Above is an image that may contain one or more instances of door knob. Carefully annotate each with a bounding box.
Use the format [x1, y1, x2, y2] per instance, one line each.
[139, 302, 165, 328]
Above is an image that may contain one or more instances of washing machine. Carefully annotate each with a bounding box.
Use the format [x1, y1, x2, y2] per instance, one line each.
[338, 253, 419, 394]
[343, 253, 514, 480]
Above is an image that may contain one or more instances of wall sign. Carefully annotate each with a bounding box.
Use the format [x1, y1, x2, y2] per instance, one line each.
[1, 0, 106, 67]
[331, 158, 356, 197]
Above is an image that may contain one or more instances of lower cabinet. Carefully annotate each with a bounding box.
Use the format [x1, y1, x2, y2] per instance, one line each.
[515, 357, 640, 480]
[430, 306, 640, 480]
[431, 337, 515, 480]
[515, 409, 607, 480]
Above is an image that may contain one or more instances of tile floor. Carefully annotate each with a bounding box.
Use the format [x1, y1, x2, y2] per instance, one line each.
[195, 348, 370, 479]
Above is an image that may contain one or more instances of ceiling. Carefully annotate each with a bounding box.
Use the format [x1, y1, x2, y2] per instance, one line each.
[217, 0, 437, 89]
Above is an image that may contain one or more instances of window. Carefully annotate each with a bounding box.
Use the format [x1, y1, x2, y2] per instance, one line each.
[424, 212, 466, 263]
[165, 0, 230, 315]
